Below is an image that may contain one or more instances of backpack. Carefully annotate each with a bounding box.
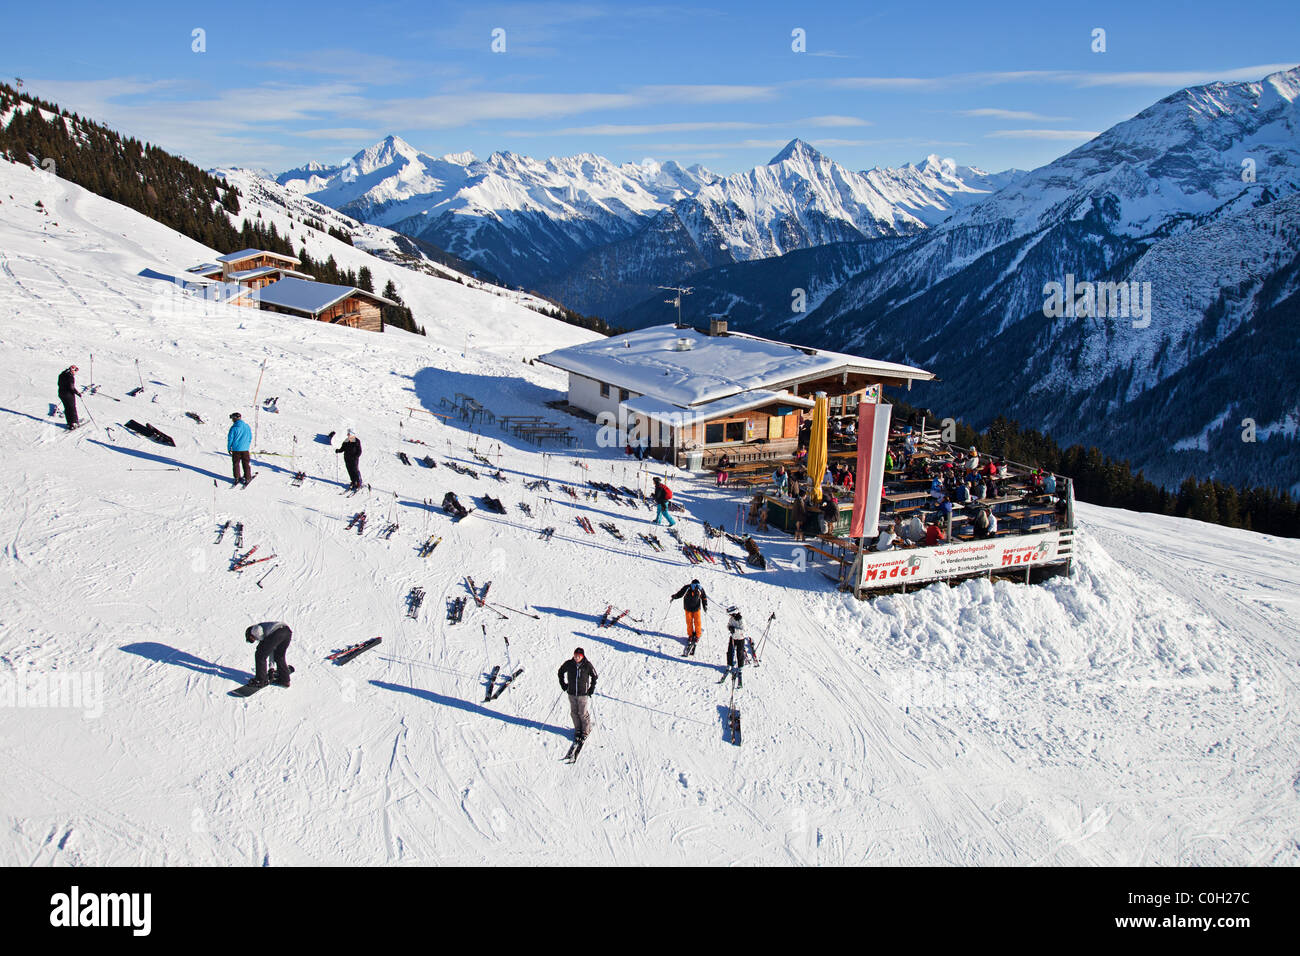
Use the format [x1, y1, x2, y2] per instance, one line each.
[662, 485, 672, 501]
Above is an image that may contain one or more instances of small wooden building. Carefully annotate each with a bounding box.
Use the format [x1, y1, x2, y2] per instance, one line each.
[256, 277, 393, 332]
[537, 319, 934, 467]
[227, 265, 313, 292]
[215, 248, 302, 280]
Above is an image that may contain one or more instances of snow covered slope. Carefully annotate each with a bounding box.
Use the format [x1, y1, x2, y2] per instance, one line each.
[3, 159, 1298, 866]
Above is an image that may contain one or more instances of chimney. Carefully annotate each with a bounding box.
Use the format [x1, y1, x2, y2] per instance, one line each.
[709, 318, 728, 337]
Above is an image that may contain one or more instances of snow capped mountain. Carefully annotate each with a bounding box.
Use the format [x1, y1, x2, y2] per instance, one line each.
[279, 136, 1017, 314]
[540, 139, 1020, 318]
[677, 138, 1019, 259]
[276, 137, 720, 290]
[750, 66, 1300, 494]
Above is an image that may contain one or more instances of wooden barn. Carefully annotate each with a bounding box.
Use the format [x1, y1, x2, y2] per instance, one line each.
[537, 319, 934, 467]
[255, 276, 393, 332]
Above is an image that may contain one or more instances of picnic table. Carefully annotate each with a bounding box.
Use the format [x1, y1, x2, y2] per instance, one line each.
[500, 414, 544, 431]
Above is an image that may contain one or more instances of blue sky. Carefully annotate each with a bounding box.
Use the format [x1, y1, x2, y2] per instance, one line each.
[4, 0, 1297, 175]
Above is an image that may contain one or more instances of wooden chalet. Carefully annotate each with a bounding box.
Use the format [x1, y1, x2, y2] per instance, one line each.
[255, 276, 394, 332]
[537, 319, 934, 468]
[215, 248, 302, 280]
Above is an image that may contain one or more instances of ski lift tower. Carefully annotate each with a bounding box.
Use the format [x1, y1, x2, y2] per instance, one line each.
[659, 285, 692, 328]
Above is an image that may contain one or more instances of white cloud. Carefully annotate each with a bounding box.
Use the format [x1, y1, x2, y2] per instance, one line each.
[985, 129, 1100, 141]
[958, 108, 1070, 121]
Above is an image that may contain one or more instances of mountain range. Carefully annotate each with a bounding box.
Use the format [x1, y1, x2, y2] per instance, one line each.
[277, 137, 1019, 316]
[277, 67, 1300, 494]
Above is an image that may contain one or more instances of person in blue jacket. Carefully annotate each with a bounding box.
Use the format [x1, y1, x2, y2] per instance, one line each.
[227, 412, 252, 485]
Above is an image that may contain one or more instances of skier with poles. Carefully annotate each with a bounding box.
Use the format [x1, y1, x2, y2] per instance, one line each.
[669, 578, 708, 655]
[724, 607, 747, 678]
[245, 621, 293, 687]
[227, 412, 253, 486]
[336, 428, 363, 491]
[57, 364, 82, 430]
[557, 647, 598, 745]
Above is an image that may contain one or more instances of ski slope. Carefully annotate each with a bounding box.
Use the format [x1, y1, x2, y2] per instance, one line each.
[2, 159, 1298, 866]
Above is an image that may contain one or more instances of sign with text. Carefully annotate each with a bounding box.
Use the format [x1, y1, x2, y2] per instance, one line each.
[854, 530, 1066, 591]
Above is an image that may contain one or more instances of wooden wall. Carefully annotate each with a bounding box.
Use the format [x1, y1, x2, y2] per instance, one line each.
[319, 296, 383, 333]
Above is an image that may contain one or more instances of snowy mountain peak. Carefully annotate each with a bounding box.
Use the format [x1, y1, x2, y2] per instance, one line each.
[768, 138, 827, 166]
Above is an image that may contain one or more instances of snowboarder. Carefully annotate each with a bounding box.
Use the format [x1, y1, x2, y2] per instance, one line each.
[227, 412, 252, 485]
[725, 607, 747, 670]
[651, 476, 675, 526]
[245, 621, 292, 687]
[670, 578, 708, 652]
[336, 428, 362, 490]
[56, 365, 81, 430]
[557, 647, 597, 741]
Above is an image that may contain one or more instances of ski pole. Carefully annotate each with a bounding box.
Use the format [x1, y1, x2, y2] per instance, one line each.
[256, 564, 277, 588]
[538, 690, 563, 734]
[135, 358, 143, 390]
[756, 611, 776, 660]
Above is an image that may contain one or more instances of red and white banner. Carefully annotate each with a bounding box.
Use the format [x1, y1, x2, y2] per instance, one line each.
[853, 530, 1065, 590]
[850, 402, 891, 538]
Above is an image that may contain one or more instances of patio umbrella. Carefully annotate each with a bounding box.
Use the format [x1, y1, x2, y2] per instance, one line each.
[807, 392, 829, 504]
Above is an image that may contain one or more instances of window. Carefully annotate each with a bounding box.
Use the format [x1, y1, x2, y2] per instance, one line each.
[599, 382, 610, 398]
[705, 420, 747, 445]
[619, 388, 630, 402]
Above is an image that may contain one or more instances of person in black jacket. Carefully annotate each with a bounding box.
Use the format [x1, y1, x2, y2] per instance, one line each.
[336, 429, 362, 490]
[245, 621, 293, 687]
[557, 647, 598, 741]
[57, 365, 81, 430]
[670, 578, 708, 652]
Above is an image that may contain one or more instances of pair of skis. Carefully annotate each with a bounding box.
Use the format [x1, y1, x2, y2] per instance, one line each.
[599, 522, 624, 541]
[638, 533, 664, 552]
[398, 451, 412, 466]
[466, 577, 491, 607]
[563, 735, 586, 763]
[232, 546, 274, 572]
[576, 516, 595, 534]
[291, 471, 306, 487]
[598, 606, 642, 635]
[483, 666, 523, 702]
[538, 527, 555, 542]
[406, 587, 426, 619]
[327, 636, 382, 664]
[447, 597, 467, 624]
[418, 535, 441, 557]
[346, 511, 367, 534]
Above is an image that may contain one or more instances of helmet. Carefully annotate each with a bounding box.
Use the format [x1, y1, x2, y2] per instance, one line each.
[230, 412, 241, 421]
[69, 365, 79, 373]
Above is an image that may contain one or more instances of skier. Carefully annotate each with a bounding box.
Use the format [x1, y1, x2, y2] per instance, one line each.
[227, 412, 252, 485]
[651, 476, 675, 526]
[56, 365, 81, 430]
[245, 621, 292, 687]
[725, 607, 747, 671]
[557, 647, 597, 742]
[670, 578, 708, 652]
[336, 428, 363, 490]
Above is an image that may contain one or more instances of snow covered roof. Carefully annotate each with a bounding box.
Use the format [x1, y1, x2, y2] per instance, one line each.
[228, 266, 279, 280]
[538, 324, 933, 407]
[215, 248, 301, 264]
[185, 262, 223, 275]
[257, 276, 393, 316]
[624, 389, 814, 425]
[138, 268, 255, 298]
